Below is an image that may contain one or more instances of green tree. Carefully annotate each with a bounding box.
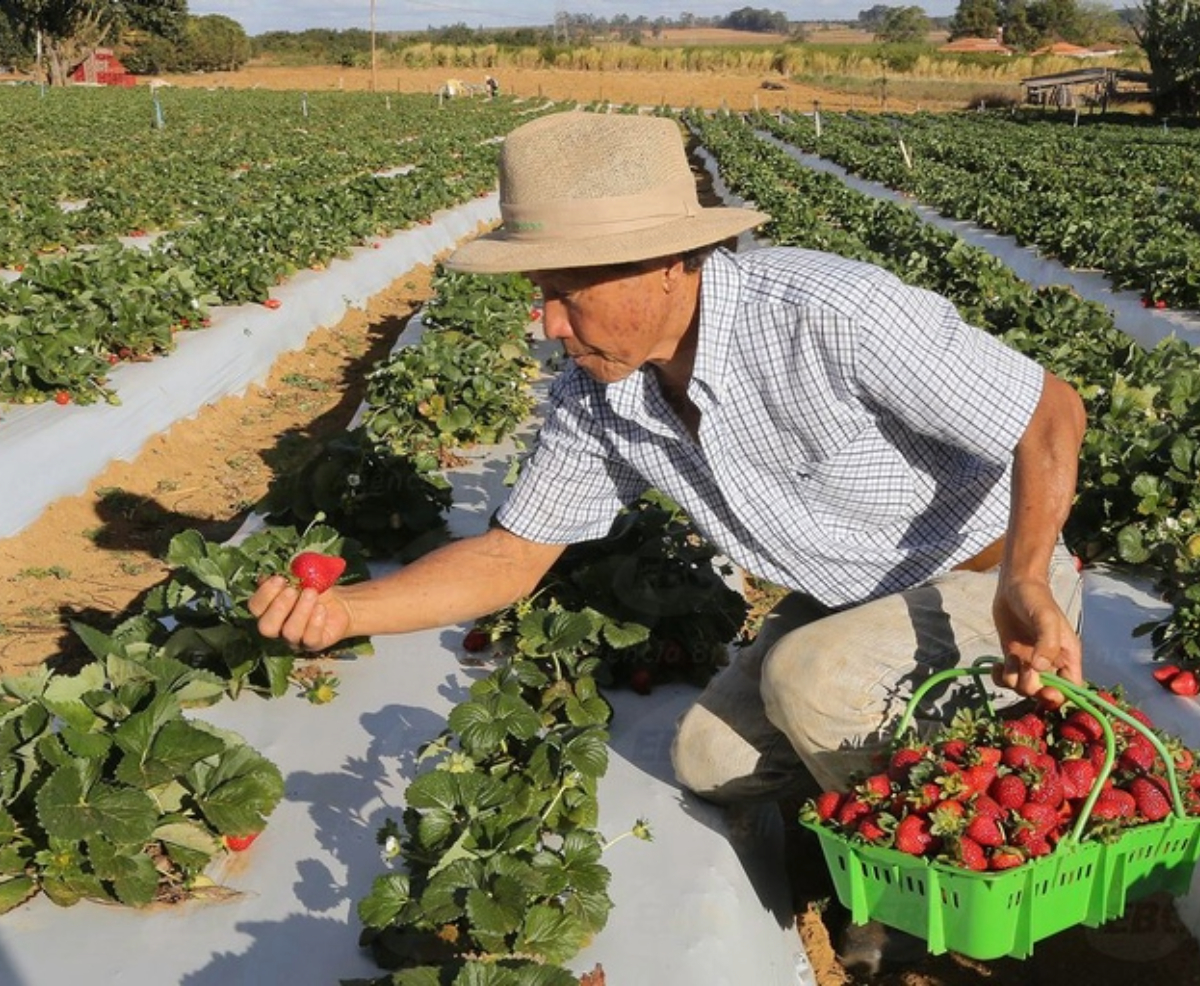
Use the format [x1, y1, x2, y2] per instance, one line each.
[1027, 0, 1084, 43]
[179, 13, 248, 71]
[876, 5, 930, 42]
[0, 0, 185, 84]
[1138, 0, 1200, 116]
[949, 0, 1001, 39]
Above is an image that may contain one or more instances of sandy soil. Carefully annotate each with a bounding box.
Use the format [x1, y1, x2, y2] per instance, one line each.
[1, 61, 1196, 986]
[152, 62, 982, 115]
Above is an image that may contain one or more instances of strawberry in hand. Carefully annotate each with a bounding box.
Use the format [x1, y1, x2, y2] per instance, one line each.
[289, 551, 347, 593]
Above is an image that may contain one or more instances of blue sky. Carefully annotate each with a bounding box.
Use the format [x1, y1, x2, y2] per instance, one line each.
[188, 2, 961, 37]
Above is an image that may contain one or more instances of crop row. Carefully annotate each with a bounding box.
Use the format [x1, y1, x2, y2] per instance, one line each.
[752, 108, 1200, 309]
[0, 88, 538, 405]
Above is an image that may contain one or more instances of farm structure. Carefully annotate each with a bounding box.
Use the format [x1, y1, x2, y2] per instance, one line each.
[69, 47, 137, 87]
[1021, 66, 1153, 110]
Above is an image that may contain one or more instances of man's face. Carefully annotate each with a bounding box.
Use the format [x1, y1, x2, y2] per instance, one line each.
[527, 261, 681, 385]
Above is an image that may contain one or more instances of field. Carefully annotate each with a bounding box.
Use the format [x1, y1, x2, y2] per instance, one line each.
[0, 67, 1198, 986]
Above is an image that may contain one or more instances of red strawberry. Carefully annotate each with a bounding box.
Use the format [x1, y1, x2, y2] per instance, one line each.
[53, 390, 71, 405]
[1156, 299, 1168, 309]
[1118, 737, 1157, 774]
[1169, 670, 1200, 697]
[1153, 664, 1183, 686]
[802, 790, 846, 825]
[1059, 757, 1097, 802]
[629, 667, 653, 695]
[989, 773, 1028, 810]
[289, 551, 347, 593]
[223, 832, 259, 852]
[964, 812, 1005, 848]
[1001, 743, 1039, 771]
[894, 814, 937, 856]
[835, 795, 872, 829]
[954, 835, 989, 871]
[263, 297, 282, 309]
[989, 845, 1026, 871]
[1129, 776, 1172, 822]
[857, 772, 894, 804]
[1059, 710, 1104, 745]
[529, 308, 543, 321]
[462, 629, 489, 652]
[856, 813, 890, 844]
[887, 746, 926, 783]
[1090, 788, 1136, 822]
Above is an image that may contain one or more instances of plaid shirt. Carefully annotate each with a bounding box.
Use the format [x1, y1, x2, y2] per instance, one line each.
[496, 247, 1044, 607]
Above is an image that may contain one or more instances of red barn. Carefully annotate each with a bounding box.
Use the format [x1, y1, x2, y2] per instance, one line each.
[70, 48, 137, 87]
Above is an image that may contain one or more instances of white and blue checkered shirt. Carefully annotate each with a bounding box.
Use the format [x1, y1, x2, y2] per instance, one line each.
[497, 247, 1044, 607]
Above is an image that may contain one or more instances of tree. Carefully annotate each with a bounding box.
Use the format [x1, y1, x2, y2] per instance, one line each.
[876, 5, 930, 42]
[857, 4, 896, 31]
[0, 0, 186, 84]
[1026, 0, 1084, 43]
[1138, 0, 1200, 116]
[949, 0, 1001, 39]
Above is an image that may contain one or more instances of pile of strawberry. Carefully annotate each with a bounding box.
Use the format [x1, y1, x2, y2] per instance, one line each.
[802, 688, 1200, 873]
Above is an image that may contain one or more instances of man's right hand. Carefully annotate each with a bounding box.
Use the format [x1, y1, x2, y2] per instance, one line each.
[249, 575, 353, 652]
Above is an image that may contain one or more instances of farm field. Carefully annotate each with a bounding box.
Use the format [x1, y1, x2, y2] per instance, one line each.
[1, 75, 1200, 986]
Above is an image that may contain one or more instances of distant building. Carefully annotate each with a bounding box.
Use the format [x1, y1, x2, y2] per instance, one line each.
[70, 48, 137, 87]
[939, 37, 1015, 56]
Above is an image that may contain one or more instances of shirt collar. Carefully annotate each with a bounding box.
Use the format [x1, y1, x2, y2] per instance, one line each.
[604, 247, 743, 426]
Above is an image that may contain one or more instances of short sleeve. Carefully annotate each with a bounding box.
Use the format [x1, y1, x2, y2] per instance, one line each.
[853, 276, 1044, 463]
[495, 378, 648, 544]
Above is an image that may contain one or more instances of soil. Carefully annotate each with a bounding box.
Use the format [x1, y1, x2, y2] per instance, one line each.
[2, 62, 1196, 986]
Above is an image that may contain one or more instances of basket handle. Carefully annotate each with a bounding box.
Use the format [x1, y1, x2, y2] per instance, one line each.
[894, 656, 1187, 846]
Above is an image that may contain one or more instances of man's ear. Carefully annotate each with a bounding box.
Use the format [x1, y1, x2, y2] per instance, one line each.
[661, 255, 689, 292]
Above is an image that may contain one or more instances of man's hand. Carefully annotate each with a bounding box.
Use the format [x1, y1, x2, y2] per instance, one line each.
[250, 576, 353, 653]
[991, 575, 1082, 706]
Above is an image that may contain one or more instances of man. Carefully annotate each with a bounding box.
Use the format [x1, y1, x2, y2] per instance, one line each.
[250, 110, 1085, 963]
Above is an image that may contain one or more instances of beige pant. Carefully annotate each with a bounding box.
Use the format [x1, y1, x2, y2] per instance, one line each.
[671, 544, 1083, 801]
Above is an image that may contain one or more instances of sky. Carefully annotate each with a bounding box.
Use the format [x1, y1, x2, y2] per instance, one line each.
[187, 1, 961, 37]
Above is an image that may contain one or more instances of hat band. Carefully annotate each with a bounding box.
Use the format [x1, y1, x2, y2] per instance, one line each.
[500, 176, 700, 242]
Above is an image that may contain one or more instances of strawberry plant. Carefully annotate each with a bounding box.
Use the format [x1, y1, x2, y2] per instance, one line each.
[354, 603, 651, 983]
[469, 492, 748, 691]
[0, 649, 284, 913]
[261, 426, 453, 561]
[139, 521, 373, 699]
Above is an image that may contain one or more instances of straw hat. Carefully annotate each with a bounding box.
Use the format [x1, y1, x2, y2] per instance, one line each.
[446, 112, 768, 274]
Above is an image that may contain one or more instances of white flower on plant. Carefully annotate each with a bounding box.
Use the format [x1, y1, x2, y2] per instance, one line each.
[347, 473, 361, 488]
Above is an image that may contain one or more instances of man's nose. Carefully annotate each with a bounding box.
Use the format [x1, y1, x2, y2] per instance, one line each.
[540, 299, 570, 340]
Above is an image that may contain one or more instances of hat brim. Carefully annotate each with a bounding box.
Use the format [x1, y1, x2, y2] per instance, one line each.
[445, 206, 768, 274]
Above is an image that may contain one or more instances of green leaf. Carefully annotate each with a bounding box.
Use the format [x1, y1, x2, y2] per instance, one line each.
[357, 872, 412, 930]
[35, 765, 159, 845]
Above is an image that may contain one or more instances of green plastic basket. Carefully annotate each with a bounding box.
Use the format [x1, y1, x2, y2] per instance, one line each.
[801, 658, 1200, 961]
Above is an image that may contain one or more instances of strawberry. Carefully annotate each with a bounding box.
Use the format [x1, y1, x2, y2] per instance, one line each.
[53, 390, 71, 405]
[835, 795, 873, 830]
[1059, 757, 1097, 802]
[989, 773, 1028, 810]
[529, 307, 543, 321]
[462, 629, 489, 652]
[1089, 788, 1136, 822]
[856, 772, 894, 804]
[1059, 710, 1103, 745]
[1118, 736, 1157, 774]
[953, 835, 989, 871]
[1129, 775, 1172, 822]
[964, 812, 1005, 848]
[802, 790, 846, 825]
[887, 745, 926, 783]
[1169, 670, 1200, 697]
[1153, 664, 1183, 686]
[629, 667, 653, 695]
[223, 832, 259, 852]
[894, 814, 937, 856]
[1001, 743, 1039, 771]
[263, 297, 282, 309]
[856, 812, 891, 844]
[289, 551, 347, 593]
[989, 845, 1026, 871]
